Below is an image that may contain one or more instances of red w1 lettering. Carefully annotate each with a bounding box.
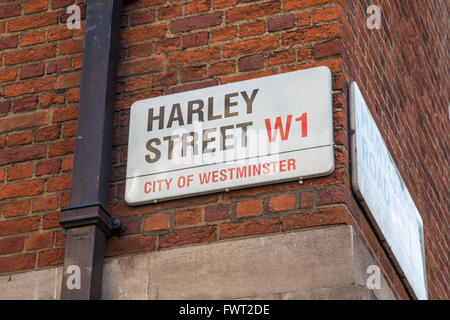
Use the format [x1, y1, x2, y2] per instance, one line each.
[265, 113, 308, 142]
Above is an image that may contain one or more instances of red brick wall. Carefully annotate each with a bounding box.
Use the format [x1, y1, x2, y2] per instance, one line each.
[0, 0, 85, 272]
[0, 0, 448, 300]
[339, 0, 450, 299]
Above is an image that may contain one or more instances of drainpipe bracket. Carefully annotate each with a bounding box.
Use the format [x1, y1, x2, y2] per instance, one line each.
[60, 202, 125, 237]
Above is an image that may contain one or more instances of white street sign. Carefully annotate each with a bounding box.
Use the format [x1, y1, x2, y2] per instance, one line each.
[350, 82, 427, 300]
[125, 67, 334, 204]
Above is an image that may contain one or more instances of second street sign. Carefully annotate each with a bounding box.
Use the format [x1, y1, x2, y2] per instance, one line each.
[125, 67, 334, 205]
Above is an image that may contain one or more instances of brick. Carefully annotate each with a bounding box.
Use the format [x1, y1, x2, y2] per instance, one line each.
[108, 201, 159, 218]
[128, 42, 154, 58]
[33, 194, 59, 212]
[282, 206, 349, 231]
[333, 94, 347, 114]
[12, 96, 39, 113]
[43, 212, 60, 229]
[159, 225, 217, 248]
[124, 75, 151, 92]
[284, 0, 330, 11]
[220, 219, 279, 239]
[130, 9, 155, 26]
[59, 40, 83, 55]
[117, 56, 164, 77]
[38, 248, 64, 267]
[0, 254, 35, 273]
[239, 55, 265, 72]
[332, 76, 344, 95]
[24, 0, 48, 14]
[74, 22, 86, 37]
[27, 232, 54, 250]
[268, 15, 295, 32]
[212, 26, 237, 42]
[223, 35, 278, 57]
[144, 213, 171, 231]
[57, 72, 81, 89]
[183, 32, 208, 48]
[49, 140, 75, 157]
[312, 6, 341, 23]
[61, 192, 70, 208]
[210, 61, 235, 76]
[122, 0, 164, 12]
[120, 24, 167, 44]
[47, 175, 72, 192]
[0, 145, 47, 166]
[120, 216, 141, 236]
[269, 194, 296, 212]
[315, 40, 342, 59]
[226, 1, 280, 23]
[317, 186, 349, 206]
[299, 191, 314, 208]
[0, 216, 41, 236]
[297, 11, 311, 27]
[52, 106, 78, 123]
[186, 0, 210, 15]
[268, 49, 296, 66]
[47, 58, 71, 74]
[0, 68, 17, 83]
[55, 230, 66, 246]
[51, 0, 73, 9]
[240, 21, 265, 38]
[20, 63, 45, 80]
[0, 4, 21, 19]
[47, 26, 72, 42]
[205, 204, 230, 222]
[213, 0, 238, 9]
[7, 163, 33, 181]
[67, 89, 80, 103]
[0, 35, 18, 50]
[181, 65, 207, 82]
[152, 71, 178, 87]
[155, 37, 181, 53]
[36, 159, 62, 176]
[168, 47, 220, 68]
[236, 199, 263, 218]
[334, 147, 349, 168]
[170, 12, 222, 33]
[21, 30, 45, 47]
[175, 208, 202, 226]
[7, 131, 33, 147]
[297, 45, 313, 61]
[165, 79, 218, 94]
[158, 5, 182, 20]
[0, 237, 24, 255]
[61, 156, 73, 172]
[35, 125, 60, 142]
[0, 101, 10, 116]
[282, 57, 341, 73]
[105, 235, 156, 257]
[221, 69, 277, 85]
[282, 24, 341, 46]
[7, 12, 58, 32]
[3, 77, 55, 97]
[4, 200, 30, 218]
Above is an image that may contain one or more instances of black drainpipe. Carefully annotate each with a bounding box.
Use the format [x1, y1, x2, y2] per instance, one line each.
[59, 0, 125, 300]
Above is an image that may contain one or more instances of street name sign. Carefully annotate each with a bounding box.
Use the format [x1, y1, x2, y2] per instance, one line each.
[125, 67, 334, 205]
